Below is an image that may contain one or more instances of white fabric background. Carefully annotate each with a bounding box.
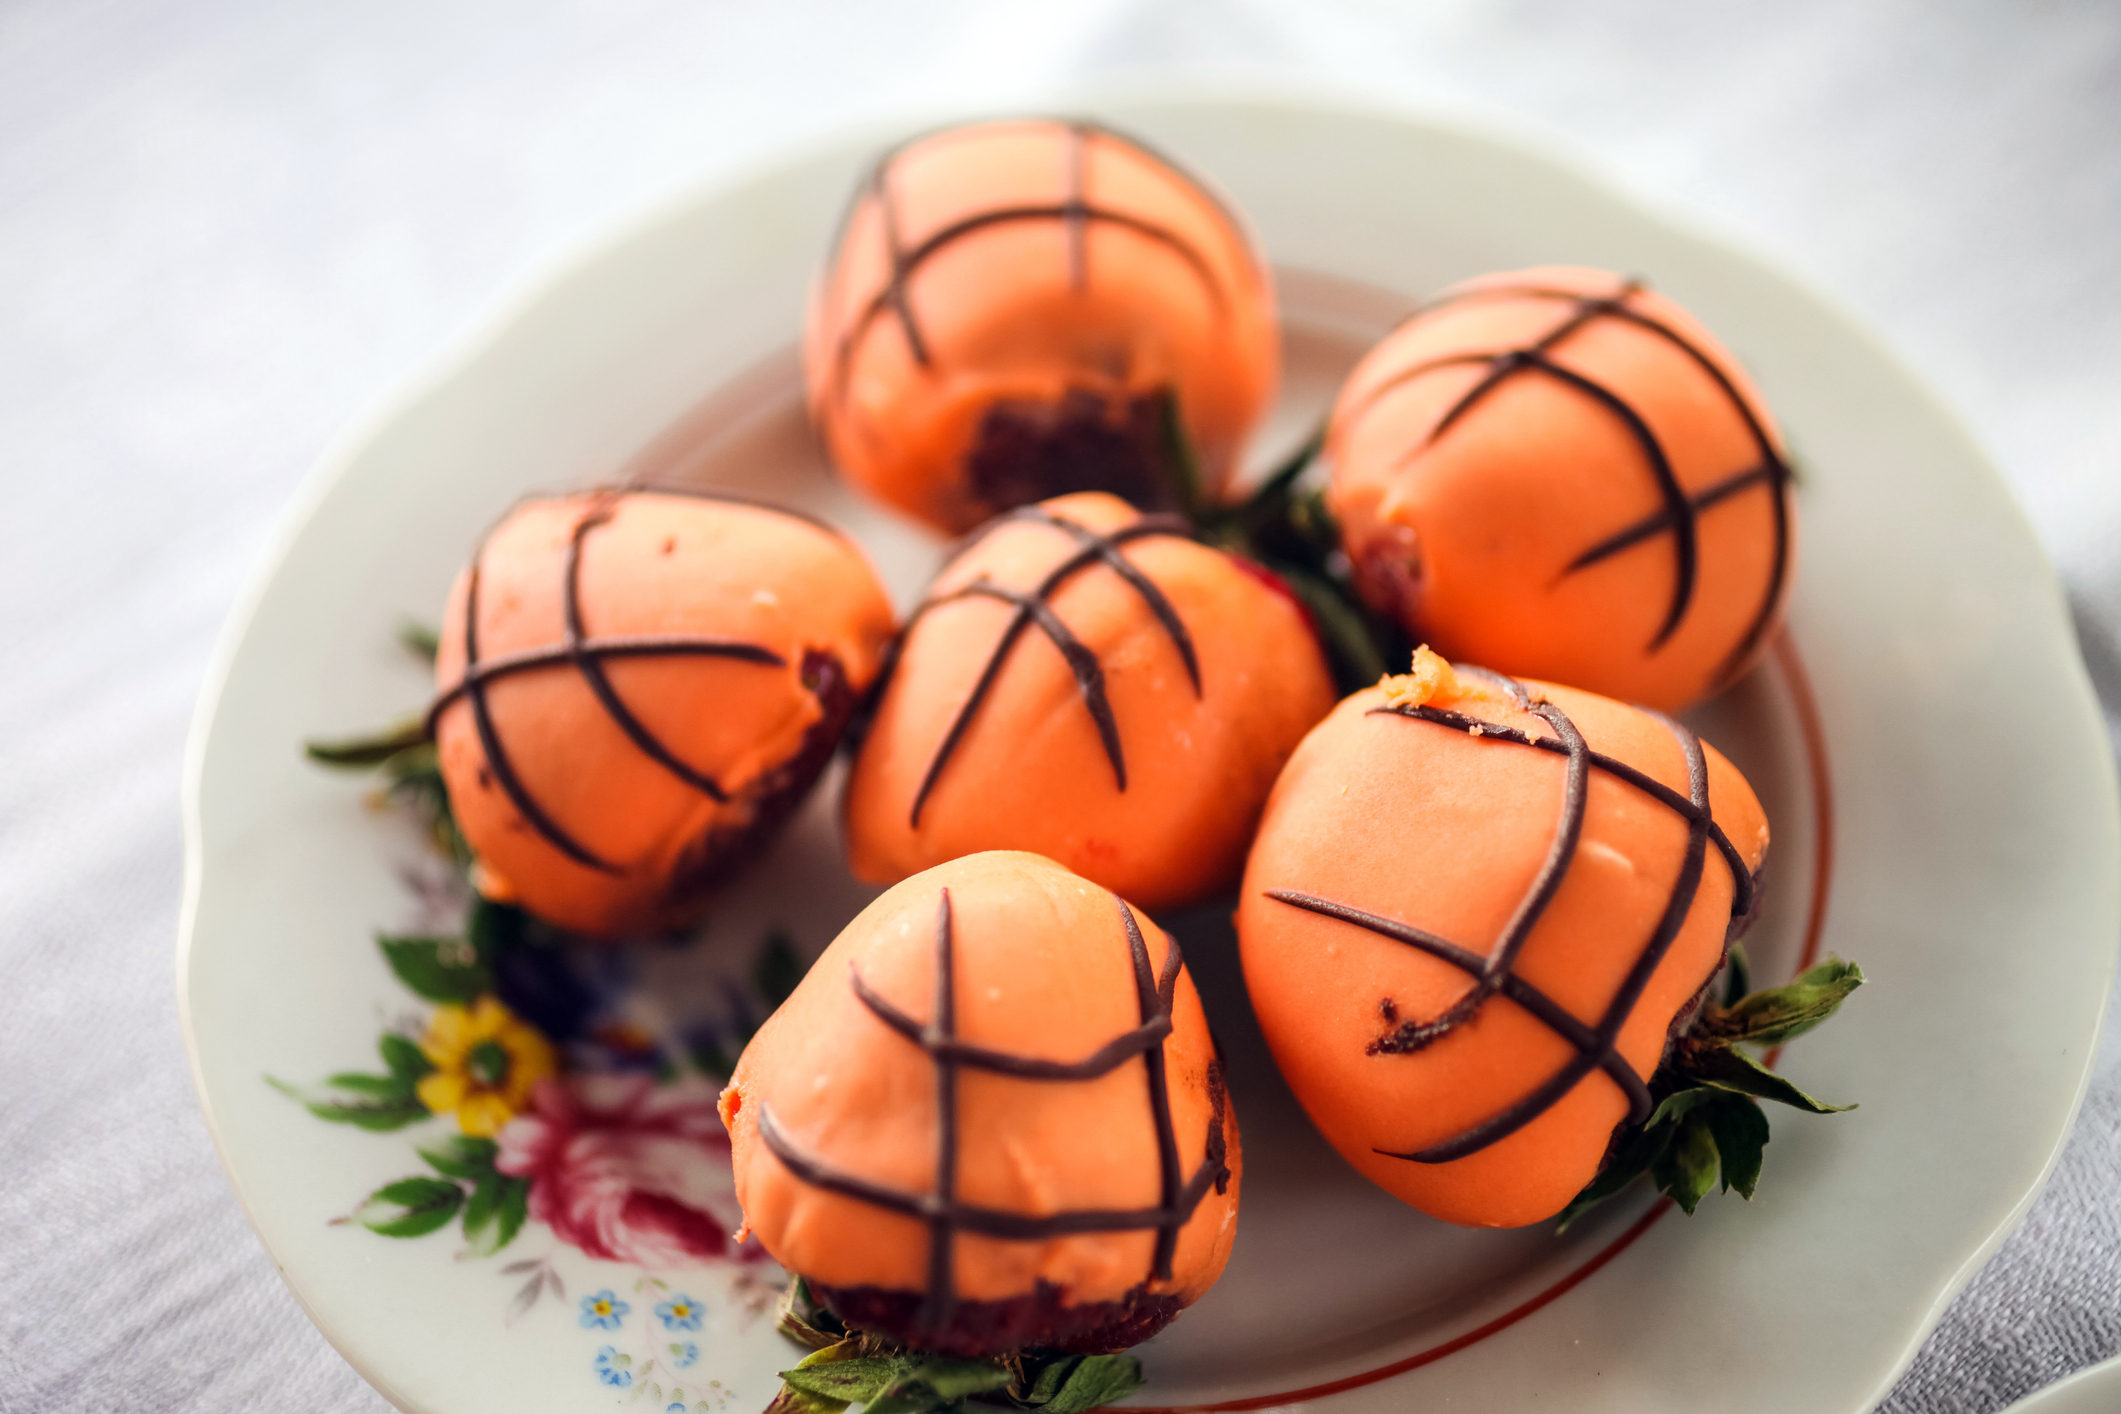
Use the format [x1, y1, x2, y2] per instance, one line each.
[1, 3, 2115, 1411]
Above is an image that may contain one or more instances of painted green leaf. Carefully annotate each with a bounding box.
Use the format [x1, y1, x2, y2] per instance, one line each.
[493, 1175, 529, 1251]
[460, 1173, 529, 1256]
[420, 1134, 498, 1180]
[378, 1033, 433, 1081]
[356, 1177, 465, 1237]
[1687, 1042, 1856, 1115]
[269, 1075, 427, 1132]
[1703, 1093, 1770, 1199]
[378, 933, 492, 1003]
[461, 1174, 503, 1246]
[322, 1071, 410, 1098]
[1039, 1354, 1145, 1413]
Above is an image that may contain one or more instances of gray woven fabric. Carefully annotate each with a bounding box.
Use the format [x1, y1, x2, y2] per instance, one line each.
[0, 3, 2113, 1411]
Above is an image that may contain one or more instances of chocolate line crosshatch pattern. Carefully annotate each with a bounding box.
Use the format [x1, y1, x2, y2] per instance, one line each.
[426, 485, 855, 875]
[1267, 667, 1754, 1165]
[1341, 278, 1793, 682]
[892, 506, 1204, 827]
[823, 119, 1250, 412]
[754, 887, 1233, 1332]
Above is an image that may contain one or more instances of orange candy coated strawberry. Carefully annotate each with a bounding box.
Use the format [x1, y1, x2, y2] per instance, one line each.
[431, 487, 895, 937]
[1236, 655, 1769, 1227]
[844, 492, 1337, 911]
[807, 118, 1279, 534]
[1328, 266, 1795, 712]
[719, 851, 1240, 1356]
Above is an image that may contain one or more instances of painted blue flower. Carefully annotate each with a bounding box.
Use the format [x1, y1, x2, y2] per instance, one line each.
[667, 1404, 687, 1414]
[592, 1346, 632, 1389]
[655, 1294, 705, 1332]
[580, 1289, 630, 1330]
[670, 1340, 700, 1369]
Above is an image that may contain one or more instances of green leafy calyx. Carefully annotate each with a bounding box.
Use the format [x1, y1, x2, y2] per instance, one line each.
[1557, 948, 1864, 1231]
[767, 1280, 1146, 1414]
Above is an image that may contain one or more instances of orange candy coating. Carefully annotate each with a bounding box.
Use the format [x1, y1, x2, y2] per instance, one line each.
[718, 851, 1240, 1344]
[1236, 667, 1769, 1228]
[844, 492, 1338, 912]
[1327, 266, 1796, 712]
[433, 488, 896, 938]
[806, 118, 1280, 534]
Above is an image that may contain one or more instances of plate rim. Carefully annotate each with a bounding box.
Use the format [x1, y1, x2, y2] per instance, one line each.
[176, 83, 2121, 1414]
[1999, 1352, 2121, 1414]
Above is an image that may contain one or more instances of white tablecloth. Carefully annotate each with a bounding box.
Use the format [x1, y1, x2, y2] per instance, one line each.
[1, 3, 2114, 1411]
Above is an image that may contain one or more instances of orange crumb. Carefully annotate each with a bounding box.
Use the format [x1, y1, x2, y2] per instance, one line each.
[1378, 645, 1460, 709]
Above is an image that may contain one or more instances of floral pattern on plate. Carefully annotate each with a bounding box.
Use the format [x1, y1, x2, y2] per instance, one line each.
[272, 640, 794, 1403]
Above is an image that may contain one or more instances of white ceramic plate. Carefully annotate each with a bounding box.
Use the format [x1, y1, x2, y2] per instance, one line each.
[1999, 1355, 2121, 1414]
[180, 92, 2120, 1414]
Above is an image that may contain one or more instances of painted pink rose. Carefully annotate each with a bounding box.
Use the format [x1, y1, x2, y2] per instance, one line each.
[497, 1074, 761, 1268]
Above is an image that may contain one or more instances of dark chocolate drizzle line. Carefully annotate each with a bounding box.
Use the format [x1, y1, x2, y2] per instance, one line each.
[826, 118, 1255, 271]
[873, 162, 931, 368]
[1563, 462, 1776, 573]
[428, 488, 791, 872]
[1264, 671, 1738, 1163]
[826, 122, 1239, 411]
[561, 506, 732, 803]
[757, 888, 1227, 1333]
[453, 559, 614, 874]
[924, 890, 960, 1332]
[1064, 121, 1089, 292]
[1349, 279, 1792, 661]
[1410, 281, 1642, 448]
[1269, 892, 1653, 1125]
[904, 508, 1200, 827]
[1372, 699, 1751, 919]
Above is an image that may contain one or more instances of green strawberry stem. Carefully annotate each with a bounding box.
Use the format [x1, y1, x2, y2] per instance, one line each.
[302, 627, 472, 870]
[767, 1279, 1146, 1414]
[1557, 947, 1864, 1231]
[1176, 417, 1411, 693]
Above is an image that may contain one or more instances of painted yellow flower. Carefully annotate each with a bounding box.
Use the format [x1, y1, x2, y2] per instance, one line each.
[416, 995, 556, 1137]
